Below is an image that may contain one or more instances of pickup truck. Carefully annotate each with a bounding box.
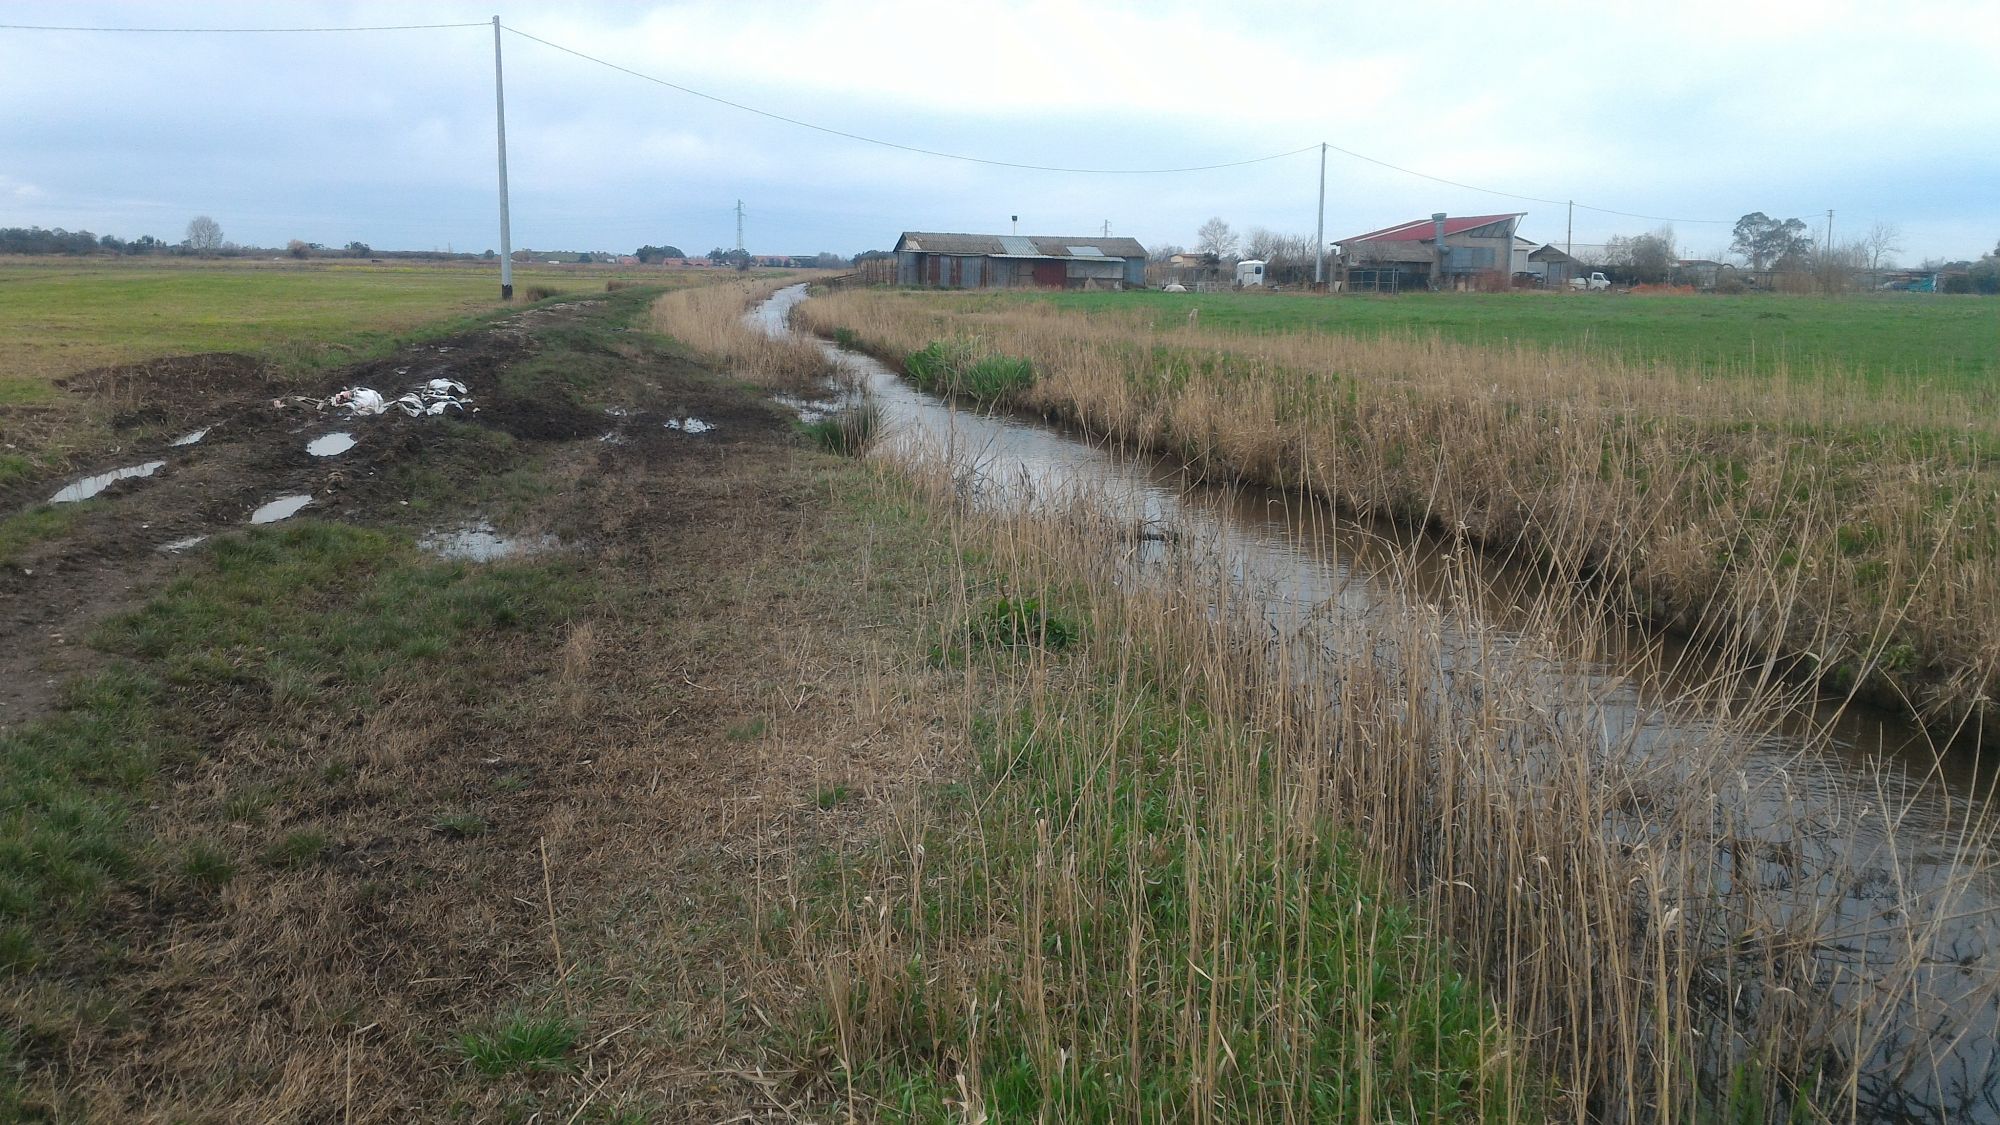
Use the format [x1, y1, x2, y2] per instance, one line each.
[1569, 272, 1610, 291]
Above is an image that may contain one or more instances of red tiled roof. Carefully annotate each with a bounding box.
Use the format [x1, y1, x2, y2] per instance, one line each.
[1337, 213, 1525, 245]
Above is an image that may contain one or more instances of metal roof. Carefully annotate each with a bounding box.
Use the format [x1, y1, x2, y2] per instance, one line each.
[896, 231, 1147, 258]
[1335, 213, 1525, 245]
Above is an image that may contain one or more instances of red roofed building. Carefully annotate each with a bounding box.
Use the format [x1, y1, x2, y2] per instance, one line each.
[1334, 212, 1525, 292]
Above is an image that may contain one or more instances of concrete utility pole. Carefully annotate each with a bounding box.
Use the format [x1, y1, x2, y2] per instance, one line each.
[1102, 219, 1112, 237]
[1314, 142, 1327, 288]
[1566, 199, 1573, 260]
[1825, 209, 1835, 258]
[735, 200, 746, 251]
[492, 15, 513, 300]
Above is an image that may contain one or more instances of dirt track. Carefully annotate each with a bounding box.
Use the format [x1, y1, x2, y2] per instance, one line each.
[1, 299, 778, 727]
[3, 292, 951, 1120]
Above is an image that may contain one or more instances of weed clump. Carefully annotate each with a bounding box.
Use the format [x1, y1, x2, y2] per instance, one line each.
[457, 1013, 576, 1075]
[801, 399, 881, 456]
[969, 595, 1076, 651]
[904, 340, 1035, 404]
[522, 285, 562, 302]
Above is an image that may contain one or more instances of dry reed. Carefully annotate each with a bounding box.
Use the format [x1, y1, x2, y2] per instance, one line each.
[649, 278, 839, 392]
[792, 450, 2000, 1121]
[798, 289, 2000, 735]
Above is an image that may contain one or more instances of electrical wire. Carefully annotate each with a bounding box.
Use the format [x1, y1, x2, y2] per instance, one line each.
[1318, 141, 1735, 225]
[503, 26, 1316, 176]
[0, 21, 487, 33]
[1, 17, 1755, 225]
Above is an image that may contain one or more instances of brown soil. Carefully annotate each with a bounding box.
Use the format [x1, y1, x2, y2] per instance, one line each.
[3, 296, 944, 1120]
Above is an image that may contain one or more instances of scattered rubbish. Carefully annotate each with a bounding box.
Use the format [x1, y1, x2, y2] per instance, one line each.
[170, 428, 210, 446]
[664, 417, 715, 434]
[50, 461, 166, 504]
[603, 406, 630, 417]
[329, 387, 388, 415]
[281, 377, 474, 419]
[419, 522, 556, 562]
[250, 494, 313, 524]
[597, 432, 626, 445]
[160, 535, 207, 552]
[306, 432, 356, 457]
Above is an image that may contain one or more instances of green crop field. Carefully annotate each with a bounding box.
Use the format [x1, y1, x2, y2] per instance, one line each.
[997, 288, 1999, 387]
[0, 257, 705, 405]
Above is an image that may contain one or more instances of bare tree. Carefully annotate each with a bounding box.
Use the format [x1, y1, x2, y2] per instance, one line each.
[1862, 221, 1902, 274]
[286, 239, 310, 260]
[1196, 217, 1237, 260]
[1242, 226, 1278, 261]
[184, 215, 223, 255]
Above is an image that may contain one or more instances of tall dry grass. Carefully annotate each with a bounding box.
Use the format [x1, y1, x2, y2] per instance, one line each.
[649, 277, 838, 392]
[788, 453, 2000, 1121]
[798, 289, 2000, 735]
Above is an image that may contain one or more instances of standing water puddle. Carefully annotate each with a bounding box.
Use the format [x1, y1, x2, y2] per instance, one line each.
[306, 432, 356, 457]
[49, 461, 166, 504]
[752, 283, 2000, 1120]
[419, 522, 555, 562]
[169, 428, 210, 446]
[159, 535, 207, 552]
[249, 494, 313, 524]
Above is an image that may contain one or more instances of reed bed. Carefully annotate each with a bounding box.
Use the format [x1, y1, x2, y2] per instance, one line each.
[786, 452, 2000, 1121]
[649, 276, 839, 391]
[797, 289, 2000, 735]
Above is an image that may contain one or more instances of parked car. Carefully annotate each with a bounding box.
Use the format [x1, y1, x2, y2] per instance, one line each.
[1569, 272, 1611, 291]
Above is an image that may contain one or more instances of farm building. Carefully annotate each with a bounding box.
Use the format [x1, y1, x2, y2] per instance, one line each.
[1335, 212, 1525, 291]
[893, 232, 1147, 289]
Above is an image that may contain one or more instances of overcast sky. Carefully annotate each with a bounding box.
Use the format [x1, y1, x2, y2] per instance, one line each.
[3, 1, 1996, 263]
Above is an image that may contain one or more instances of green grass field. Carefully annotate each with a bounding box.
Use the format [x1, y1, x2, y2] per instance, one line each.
[0, 257, 708, 405]
[1001, 289, 1999, 387]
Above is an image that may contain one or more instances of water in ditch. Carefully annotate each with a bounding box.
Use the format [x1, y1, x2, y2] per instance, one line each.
[753, 284, 1999, 1119]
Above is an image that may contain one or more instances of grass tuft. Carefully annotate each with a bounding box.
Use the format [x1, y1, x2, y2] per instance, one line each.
[457, 1013, 577, 1075]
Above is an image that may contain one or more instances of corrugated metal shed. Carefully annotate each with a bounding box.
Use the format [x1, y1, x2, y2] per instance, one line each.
[1336, 214, 1526, 245]
[893, 231, 1148, 290]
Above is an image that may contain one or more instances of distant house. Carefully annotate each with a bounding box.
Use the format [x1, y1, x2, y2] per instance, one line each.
[894, 232, 1148, 289]
[1334, 213, 1525, 291]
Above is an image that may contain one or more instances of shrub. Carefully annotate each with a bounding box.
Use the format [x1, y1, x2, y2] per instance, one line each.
[970, 595, 1076, 651]
[523, 285, 561, 301]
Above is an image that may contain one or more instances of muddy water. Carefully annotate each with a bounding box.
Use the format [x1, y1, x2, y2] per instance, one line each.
[49, 461, 166, 504]
[306, 432, 356, 457]
[754, 285, 2000, 1118]
[249, 494, 312, 524]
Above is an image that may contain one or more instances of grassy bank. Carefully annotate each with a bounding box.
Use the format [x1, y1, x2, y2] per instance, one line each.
[999, 287, 2000, 388]
[799, 286, 2000, 734]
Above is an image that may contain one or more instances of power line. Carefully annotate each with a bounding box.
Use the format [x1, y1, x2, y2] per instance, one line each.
[4, 17, 1756, 227]
[0, 21, 487, 33]
[503, 26, 1317, 176]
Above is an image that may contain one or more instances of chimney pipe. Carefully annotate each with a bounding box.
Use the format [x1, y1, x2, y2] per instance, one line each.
[1432, 212, 1448, 290]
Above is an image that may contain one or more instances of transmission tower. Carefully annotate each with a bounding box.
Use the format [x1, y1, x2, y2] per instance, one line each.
[735, 200, 746, 252]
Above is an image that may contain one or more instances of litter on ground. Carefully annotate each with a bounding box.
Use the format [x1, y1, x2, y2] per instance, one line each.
[276, 377, 474, 419]
[665, 417, 715, 434]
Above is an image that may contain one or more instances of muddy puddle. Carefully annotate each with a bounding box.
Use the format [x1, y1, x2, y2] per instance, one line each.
[169, 428, 210, 447]
[753, 283, 2000, 1121]
[306, 432, 356, 457]
[49, 461, 167, 504]
[249, 494, 313, 524]
[159, 535, 207, 552]
[418, 522, 555, 562]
